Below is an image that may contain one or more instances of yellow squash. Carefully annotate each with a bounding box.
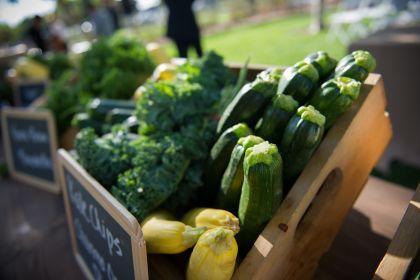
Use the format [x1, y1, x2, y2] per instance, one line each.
[182, 208, 240, 235]
[187, 228, 238, 280]
[141, 210, 206, 254]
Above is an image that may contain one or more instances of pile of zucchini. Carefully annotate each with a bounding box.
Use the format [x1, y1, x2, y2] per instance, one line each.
[205, 50, 376, 251]
[72, 98, 138, 134]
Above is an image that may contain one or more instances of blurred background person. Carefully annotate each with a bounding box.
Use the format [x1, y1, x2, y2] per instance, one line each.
[88, 2, 116, 37]
[163, 0, 203, 58]
[104, 0, 120, 32]
[27, 15, 48, 52]
[49, 14, 69, 52]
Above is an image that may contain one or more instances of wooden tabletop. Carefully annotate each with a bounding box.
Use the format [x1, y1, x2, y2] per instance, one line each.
[0, 176, 414, 279]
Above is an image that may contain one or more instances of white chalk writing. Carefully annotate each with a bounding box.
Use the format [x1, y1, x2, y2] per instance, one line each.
[11, 125, 48, 143]
[17, 149, 51, 169]
[68, 174, 123, 257]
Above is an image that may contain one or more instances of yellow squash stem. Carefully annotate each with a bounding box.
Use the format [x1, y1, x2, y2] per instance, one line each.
[141, 210, 206, 254]
[182, 208, 240, 235]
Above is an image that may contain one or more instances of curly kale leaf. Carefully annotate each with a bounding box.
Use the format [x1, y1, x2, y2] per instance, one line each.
[164, 160, 204, 214]
[44, 71, 80, 136]
[46, 53, 73, 81]
[111, 135, 190, 220]
[177, 50, 235, 90]
[108, 34, 155, 75]
[75, 127, 136, 188]
[78, 35, 155, 100]
[99, 69, 141, 100]
[79, 38, 110, 97]
[136, 80, 211, 135]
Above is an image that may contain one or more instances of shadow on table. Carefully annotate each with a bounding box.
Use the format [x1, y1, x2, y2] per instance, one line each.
[315, 208, 391, 280]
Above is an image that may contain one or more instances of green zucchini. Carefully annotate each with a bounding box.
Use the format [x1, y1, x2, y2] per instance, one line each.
[308, 77, 361, 129]
[280, 105, 325, 188]
[334, 50, 376, 82]
[87, 98, 136, 122]
[105, 108, 135, 125]
[277, 61, 319, 104]
[303, 51, 337, 80]
[203, 123, 252, 205]
[237, 141, 283, 252]
[71, 112, 103, 134]
[217, 68, 282, 134]
[122, 115, 139, 133]
[255, 93, 299, 145]
[217, 135, 265, 213]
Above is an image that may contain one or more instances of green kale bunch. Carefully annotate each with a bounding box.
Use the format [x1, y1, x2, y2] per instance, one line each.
[164, 160, 204, 214]
[75, 51, 235, 218]
[111, 135, 190, 220]
[44, 71, 80, 136]
[74, 127, 137, 188]
[125, 52, 235, 213]
[46, 53, 73, 81]
[136, 80, 214, 135]
[177, 51, 234, 90]
[78, 34, 155, 100]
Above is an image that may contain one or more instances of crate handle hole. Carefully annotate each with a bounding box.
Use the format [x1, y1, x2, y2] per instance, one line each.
[295, 168, 344, 234]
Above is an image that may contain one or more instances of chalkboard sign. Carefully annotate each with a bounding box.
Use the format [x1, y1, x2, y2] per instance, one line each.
[58, 149, 148, 280]
[13, 79, 47, 107]
[1, 108, 60, 193]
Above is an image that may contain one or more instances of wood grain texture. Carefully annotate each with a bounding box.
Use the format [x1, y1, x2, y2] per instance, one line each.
[233, 74, 392, 279]
[374, 185, 420, 280]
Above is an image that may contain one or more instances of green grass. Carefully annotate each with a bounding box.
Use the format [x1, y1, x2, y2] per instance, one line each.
[202, 13, 347, 66]
[126, 12, 348, 66]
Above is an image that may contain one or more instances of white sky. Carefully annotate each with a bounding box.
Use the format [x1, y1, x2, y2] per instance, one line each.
[0, 0, 56, 26]
[0, 0, 161, 26]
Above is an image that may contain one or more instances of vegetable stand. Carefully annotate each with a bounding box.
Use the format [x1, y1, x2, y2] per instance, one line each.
[57, 64, 391, 279]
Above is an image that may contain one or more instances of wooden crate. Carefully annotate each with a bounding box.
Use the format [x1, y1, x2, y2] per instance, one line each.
[57, 73, 392, 280]
[374, 184, 420, 280]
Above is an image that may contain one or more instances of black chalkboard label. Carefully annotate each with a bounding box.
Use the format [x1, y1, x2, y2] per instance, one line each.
[14, 80, 46, 107]
[64, 169, 135, 280]
[1, 108, 59, 193]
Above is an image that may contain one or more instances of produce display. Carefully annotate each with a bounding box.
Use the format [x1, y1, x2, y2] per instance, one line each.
[71, 48, 376, 279]
[39, 34, 155, 137]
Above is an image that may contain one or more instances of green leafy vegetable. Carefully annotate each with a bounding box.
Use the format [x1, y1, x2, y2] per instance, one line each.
[78, 35, 155, 100]
[74, 127, 137, 188]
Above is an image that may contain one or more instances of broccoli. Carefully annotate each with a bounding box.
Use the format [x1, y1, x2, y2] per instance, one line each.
[74, 127, 136, 188]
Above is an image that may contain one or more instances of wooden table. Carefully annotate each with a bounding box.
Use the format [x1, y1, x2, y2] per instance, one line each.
[0, 176, 414, 279]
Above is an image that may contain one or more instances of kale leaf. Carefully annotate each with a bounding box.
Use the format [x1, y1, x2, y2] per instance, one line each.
[74, 127, 136, 188]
